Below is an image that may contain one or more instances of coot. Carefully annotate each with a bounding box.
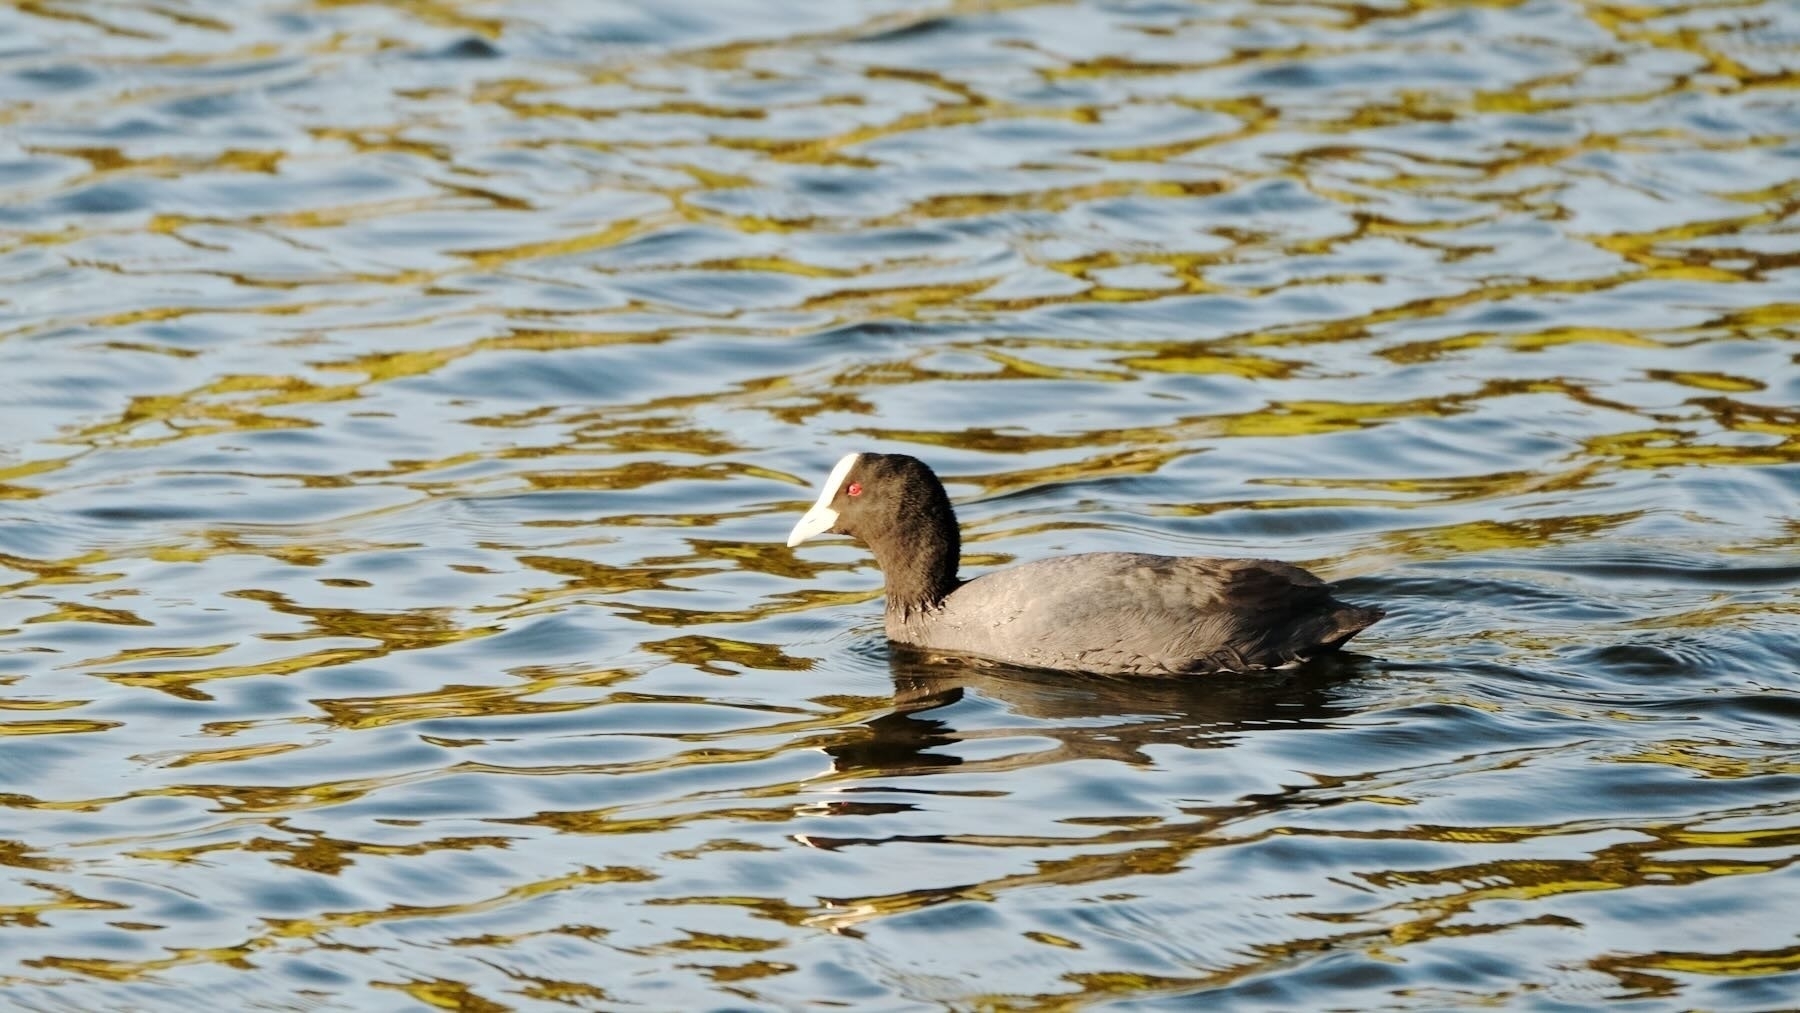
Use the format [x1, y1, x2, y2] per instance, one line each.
[787, 452, 1383, 675]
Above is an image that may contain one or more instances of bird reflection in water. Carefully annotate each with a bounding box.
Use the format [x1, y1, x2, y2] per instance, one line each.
[819, 646, 1372, 779]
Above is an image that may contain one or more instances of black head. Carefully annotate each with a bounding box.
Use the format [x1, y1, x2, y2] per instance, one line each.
[787, 452, 962, 612]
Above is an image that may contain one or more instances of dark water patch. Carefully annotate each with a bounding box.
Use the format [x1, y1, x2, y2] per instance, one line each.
[160, 92, 250, 121]
[53, 181, 152, 215]
[421, 36, 503, 60]
[1527, 556, 1800, 590]
[0, 156, 69, 186]
[1631, 691, 1800, 727]
[1349, 573, 1638, 622]
[787, 170, 892, 201]
[10, 63, 99, 92]
[801, 225, 965, 259]
[1244, 62, 1328, 90]
[74, 502, 221, 523]
[1565, 638, 1759, 681]
[1597, 772, 1800, 811]
[806, 318, 959, 351]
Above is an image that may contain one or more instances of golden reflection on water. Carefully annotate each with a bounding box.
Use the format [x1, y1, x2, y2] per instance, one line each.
[1, 0, 1797, 1007]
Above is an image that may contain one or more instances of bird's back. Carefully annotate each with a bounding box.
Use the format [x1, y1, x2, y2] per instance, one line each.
[887, 552, 1381, 675]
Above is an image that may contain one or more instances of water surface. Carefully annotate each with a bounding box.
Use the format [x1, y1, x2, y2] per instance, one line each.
[2, 0, 1798, 1009]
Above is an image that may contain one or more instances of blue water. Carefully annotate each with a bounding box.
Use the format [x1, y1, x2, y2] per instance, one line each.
[1, 1, 1797, 1008]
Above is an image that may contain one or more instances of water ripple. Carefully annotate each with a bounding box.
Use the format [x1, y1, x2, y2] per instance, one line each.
[1, 0, 1797, 1007]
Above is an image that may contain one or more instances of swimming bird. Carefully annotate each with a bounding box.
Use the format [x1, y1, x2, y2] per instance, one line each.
[787, 452, 1383, 675]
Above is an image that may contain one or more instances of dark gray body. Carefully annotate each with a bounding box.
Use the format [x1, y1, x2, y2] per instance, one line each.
[885, 552, 1379, 675]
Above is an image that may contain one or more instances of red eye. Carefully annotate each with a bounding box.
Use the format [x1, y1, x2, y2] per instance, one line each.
[846, 482, 862, 497]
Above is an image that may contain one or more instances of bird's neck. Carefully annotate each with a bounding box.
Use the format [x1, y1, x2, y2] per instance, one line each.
[866, 530, 961, 618]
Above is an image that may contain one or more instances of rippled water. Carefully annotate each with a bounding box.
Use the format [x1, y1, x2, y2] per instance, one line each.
[3, 1, 1798, 1008]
